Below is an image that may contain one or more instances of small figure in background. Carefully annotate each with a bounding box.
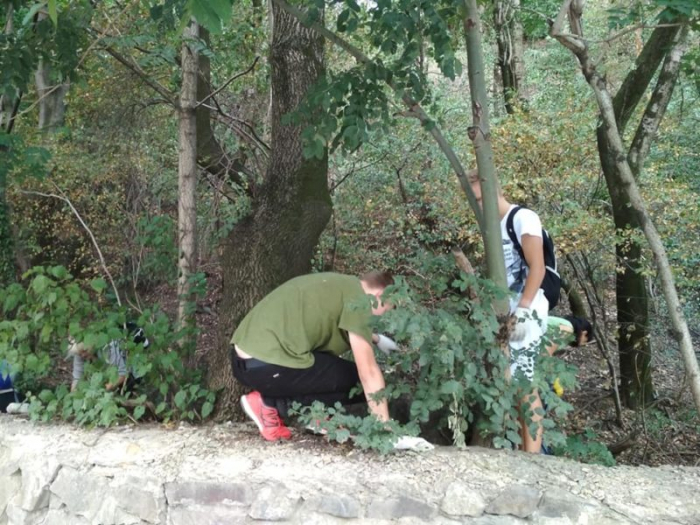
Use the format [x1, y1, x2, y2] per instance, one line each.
[68, 323, 148, 392]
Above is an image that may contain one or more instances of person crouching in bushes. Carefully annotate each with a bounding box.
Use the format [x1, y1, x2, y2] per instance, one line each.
[546, 315, 594, 356]
[68, 324, 148, 392]
[545, 315, 595, 397]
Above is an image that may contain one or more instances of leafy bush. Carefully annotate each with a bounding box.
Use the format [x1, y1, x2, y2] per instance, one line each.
[553, 429, 616, 467]
[0, 265, 215, 427]
[300, 253, 576, 452]
[292, 401, 416, 454]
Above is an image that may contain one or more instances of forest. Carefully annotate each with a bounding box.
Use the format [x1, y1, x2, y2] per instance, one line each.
[1, 0, 699, 466]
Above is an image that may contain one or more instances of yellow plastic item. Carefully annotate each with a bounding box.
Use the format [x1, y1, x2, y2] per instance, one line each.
[553, 378, 564, 397]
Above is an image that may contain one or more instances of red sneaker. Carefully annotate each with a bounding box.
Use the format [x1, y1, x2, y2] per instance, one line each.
[240, 391, 292, 441]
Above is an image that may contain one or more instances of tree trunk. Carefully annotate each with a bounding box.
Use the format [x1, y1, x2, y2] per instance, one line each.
[561, 277, 587, 318]
[177, 21, 199, 336]
[552, 1, 700, 415]
[195, 28, 249, 187]
[494, 0, 526, 114]
[595, 21, 684, 408]
[463, 0, 507, 297]
[463, 0, 510, 448]
[209, 4, 331, 419]
[33, 8, 70, 134]
[0, 3, 17, 285]
[597, 133, 653, 407]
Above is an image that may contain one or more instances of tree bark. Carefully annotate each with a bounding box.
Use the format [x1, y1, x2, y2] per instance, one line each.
[34, 11, 69, 132]
[195, 28, 249, 187]
[494, 0, 526, 113]
[209, 4, 331, 418]
[595, 20, 685, 408]
[463, 0, 510, 448]
[552, 2, 700, 415]
[561, 277, 587, 318]
[177, 21, 200, 336]
[0, 3, 17, 285]
[463, 0, 508, 299]
[35, 62, 70, 132]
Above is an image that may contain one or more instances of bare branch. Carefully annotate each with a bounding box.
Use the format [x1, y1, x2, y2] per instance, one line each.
[196, 57, 260, 108]
[19, 185, 122, 306]
[592, 23, 682, 45]
[206, 105, 270, 155]
[551, 0, 572, 36]
[102, 45, 178, 107]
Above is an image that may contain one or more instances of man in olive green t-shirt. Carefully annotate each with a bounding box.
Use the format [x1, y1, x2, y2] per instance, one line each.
[231, 271, 395, 441]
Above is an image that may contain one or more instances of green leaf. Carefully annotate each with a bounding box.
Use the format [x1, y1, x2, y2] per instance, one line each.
[134, 405, 146, 420]
[22, 3, 45, 26]
[31, 275, 51, 294]
[90, 278, 107, 293]
[48, 266, 68, 280]
[335, 428, 352, 443]
[439, 380, 462, 395]
[48, 0, 58, 26]
[201, 401, 213, 419]
[174, 390, 187, 409]
[188, 0, 231, 34]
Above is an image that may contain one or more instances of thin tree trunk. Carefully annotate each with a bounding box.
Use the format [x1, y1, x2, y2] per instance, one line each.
[177, 21, 199, 336]
[463, 0, 510, 448]
[35, 64, 70, 131]
[596, 20, 684, 408]
[552, 1, 700, 415]
[561, 277, 587, 318]
[210, 3, 332, 419]
[0, 2, 17, 285]
[463, 0, 507, 298]
[494, 0, 526, 113]
[195, 28, 249, 187]
[34, 11, 69, 132]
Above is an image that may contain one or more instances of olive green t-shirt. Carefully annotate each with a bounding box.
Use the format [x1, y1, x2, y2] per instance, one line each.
[231, 273, 374, 369]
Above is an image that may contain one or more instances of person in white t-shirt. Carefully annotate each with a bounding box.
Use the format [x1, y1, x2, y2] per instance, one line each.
[469, 169, 547, 454]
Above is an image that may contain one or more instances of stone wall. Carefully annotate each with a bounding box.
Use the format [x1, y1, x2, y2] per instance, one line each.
[1, 416, 698, 524]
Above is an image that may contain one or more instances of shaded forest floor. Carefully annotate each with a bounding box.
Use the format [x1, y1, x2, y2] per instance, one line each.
[558, 335, 700, 467]
[144, 261, 700, 468]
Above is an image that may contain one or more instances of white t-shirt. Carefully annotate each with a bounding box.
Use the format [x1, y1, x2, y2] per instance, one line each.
[71, 341, 129, 389]
[500, 205, 542, 291]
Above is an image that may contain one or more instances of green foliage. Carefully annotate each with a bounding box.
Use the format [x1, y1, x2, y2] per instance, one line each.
[148, 0, 234, 34]
[0, 266, 216, 427]
[187, 0, 233, 34]
[520, 0, 561, 39]
[292, 0, 467, 156]
[0, 132, 51, 285]
[132, 215, 178, 287]
[0, 0, 91, 100]
[304, 255, 575, 452]
[292, 401, 418, 454]
[607, 1, 700, 28]
[553, 429, 616, 466]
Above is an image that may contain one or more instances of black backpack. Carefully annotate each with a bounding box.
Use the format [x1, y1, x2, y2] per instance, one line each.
[505, 206, 561, 311]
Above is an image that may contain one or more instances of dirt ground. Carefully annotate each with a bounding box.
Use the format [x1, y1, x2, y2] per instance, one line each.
[557, 332, 700, 467]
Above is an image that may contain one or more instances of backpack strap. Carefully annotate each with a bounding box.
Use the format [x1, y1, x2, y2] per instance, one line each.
[505, 205, 525, 259]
